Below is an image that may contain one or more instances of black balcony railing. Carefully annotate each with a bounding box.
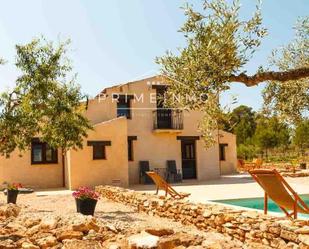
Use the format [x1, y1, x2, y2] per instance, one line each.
[153, 109, 183, 130]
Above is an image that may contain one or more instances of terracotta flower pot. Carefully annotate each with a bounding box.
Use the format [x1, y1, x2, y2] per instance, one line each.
[7, 189, 19, 204]
[75, 198, 97, 216]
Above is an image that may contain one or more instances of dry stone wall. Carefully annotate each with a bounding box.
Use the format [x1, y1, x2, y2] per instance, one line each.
[0, 203, 259, 248]
[96, 186, 309, 249]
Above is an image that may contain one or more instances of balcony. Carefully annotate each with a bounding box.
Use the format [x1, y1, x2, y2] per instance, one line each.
[153, 109, 183, 133]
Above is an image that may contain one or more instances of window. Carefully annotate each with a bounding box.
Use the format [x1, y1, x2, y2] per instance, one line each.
[185, 144, 194, 159]
[219, 144, 228, 161]
[156, 87, 167, 108]
[115, 95, 133, 119]
[127, 136, 137, 161]
[87, 141, 111, 160]
[128, 139, 133, 161]
[93, 144, 106, 160]
[182, 142, 195, 160]
[31, 139, 58, 164]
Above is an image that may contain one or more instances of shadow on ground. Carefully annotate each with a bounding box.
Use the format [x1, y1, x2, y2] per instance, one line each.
[130, 174, 254, 191]
[95, 210, 143, 222]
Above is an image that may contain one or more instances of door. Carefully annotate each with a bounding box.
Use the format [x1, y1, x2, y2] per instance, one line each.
[156, 87, 172, 129]
[157, 109, 172, 129]
[181, 140, 197, 179]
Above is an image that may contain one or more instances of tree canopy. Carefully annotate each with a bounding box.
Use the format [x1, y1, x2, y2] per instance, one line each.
[226, 105, 256, 145]
[253, 116, 290, 157]
[293, 119, 309, 153]
[0, 38, 92, 156]
[157, 0, 309, 145]
[220, 105, 292, 159]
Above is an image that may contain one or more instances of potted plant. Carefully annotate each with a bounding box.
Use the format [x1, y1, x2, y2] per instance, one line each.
[6, 183, 22, 204]
[72, 187, 99, 215]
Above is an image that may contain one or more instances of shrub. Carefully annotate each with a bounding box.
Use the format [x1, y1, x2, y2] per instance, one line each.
[4, 182, 22, 190]
[72, 187, 99, 200]
[237, 144, 257, 160]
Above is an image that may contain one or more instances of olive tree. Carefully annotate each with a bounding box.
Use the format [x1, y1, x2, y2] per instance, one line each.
[0, 38, 92, 157]
[157, 0, 309, 146]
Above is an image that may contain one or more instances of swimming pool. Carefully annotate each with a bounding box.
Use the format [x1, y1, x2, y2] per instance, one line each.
[212, 194, 309, 219]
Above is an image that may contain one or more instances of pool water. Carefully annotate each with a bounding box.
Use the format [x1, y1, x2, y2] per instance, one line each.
[213, 194, 309, 219]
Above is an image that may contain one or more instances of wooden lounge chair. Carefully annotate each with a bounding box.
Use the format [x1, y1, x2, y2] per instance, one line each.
[146, 171, 190, 199]
[237, 159, 246, 171]
[252, 158, 263, 169]
[238, 158, 263, 172]
[249, 169, 309, 219]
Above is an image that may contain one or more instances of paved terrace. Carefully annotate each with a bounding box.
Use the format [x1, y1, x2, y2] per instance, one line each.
[130, 173, 309, 203]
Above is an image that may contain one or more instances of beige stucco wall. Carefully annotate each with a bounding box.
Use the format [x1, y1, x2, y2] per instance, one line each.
[0, 149, 63, 189]
[86, 76, 232, 185]
[218, 130, 237, 175]
[86, 96, 116, 125]
[67, 117, 129, 189]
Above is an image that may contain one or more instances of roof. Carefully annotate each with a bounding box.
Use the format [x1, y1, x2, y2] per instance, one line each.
[95, 75, 165, 98]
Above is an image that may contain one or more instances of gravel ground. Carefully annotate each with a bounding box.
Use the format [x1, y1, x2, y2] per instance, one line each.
[0, 192, 207, 236]
[132, 175, 309, 201]
[287, 176, 309, 186]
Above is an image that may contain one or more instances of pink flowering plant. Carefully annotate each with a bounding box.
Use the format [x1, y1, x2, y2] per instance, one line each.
[6, 183, 22, 190]
[72, 187, 100, 200]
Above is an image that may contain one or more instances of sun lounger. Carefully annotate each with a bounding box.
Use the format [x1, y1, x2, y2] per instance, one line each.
[238, 158, 263, 172]
[249, 169, 309, 219]
[146, 171, 190, 199]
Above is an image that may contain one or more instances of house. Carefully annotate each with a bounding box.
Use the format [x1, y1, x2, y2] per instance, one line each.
[0, 76, 237, 189]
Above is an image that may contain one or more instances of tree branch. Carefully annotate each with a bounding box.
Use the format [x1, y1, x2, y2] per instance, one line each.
[229, 67, 309, 87]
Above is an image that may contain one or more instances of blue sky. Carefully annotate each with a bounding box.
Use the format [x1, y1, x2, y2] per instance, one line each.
[0, 0, 308, 110]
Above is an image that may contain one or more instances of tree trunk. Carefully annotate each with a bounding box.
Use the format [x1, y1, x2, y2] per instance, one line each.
[62, 149, 66, 188]
[229, 67, 309, 87]
[265, 148, 268, 159]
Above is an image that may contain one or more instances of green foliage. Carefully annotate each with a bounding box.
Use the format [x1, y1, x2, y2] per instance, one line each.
[0, 38, 92, 156]
[293, 119, 309, 152]
[237, 143, 257, 160]
[226, 105, 256, 145]
[156, 0, 267, 145]
[157, 0, 308, 146]
[263, 17, 309, 123]
[220, 105, 257, 158]
[266, 153, 299, 164]
[223, 105, 293, 159]
[253, 116, 290, 157]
